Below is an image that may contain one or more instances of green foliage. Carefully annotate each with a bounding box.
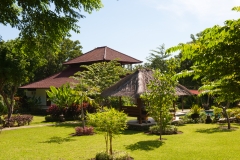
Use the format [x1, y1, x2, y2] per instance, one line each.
[95, 151, 130, 160]
[96, 151, 112, 160]
[73, 60, 130, 108]
[73, 60, 129, 93]
[87, 107, 127, 155]
[145, 44, 171, 71]
[190, 104, 202, 114]
[167, 7, 240, 103]
[0, 39, 41, 121]
[33, 38, 83, 82]
[0, 96, 7, 115]
[19, 96, 41, 113]
[141, 59, 178, 139]
[0, 0, 103, 50]
[46, 84, 75, 109]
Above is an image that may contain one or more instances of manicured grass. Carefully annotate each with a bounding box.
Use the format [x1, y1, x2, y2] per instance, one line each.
[1, 120, 240, 160]
[30, 115, 51, 125]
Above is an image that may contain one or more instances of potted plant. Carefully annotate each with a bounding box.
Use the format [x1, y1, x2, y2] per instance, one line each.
[190, 104, 202, 119]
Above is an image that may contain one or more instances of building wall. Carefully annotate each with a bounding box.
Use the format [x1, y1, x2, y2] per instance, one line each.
[25, 89, 50, 109]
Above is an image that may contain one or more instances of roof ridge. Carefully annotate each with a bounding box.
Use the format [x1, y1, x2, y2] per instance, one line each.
[106, 46, 143, 62]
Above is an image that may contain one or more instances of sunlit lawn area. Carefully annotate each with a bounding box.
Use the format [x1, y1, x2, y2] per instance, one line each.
[1, 117, 240, 160]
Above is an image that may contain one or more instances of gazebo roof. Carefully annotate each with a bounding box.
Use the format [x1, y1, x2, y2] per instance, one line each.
[101, 69, 193, 98]
[63, 46, 142, 65]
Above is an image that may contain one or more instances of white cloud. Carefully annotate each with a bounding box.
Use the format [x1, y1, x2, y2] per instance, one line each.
[146, 0, 240, 23]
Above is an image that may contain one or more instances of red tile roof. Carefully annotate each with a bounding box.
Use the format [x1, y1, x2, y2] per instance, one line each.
[20, 66, 80, 89]
[63, 46, 142, 65]
[190, 90, 199, 95]
[20, 46, 142, 89]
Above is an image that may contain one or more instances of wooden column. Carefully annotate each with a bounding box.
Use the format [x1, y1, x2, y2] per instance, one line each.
[119, 96, 122, 111]
[137, 98, 142, 124]
[181, 96, 184, 111]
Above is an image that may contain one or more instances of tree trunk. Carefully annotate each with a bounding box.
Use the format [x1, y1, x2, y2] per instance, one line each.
[109, 133, 113, 155]
[159, 111, 163, 140]
[105, 132, 108, 154]
[0, 86, 17, 127]
[222, 104, 231, 130]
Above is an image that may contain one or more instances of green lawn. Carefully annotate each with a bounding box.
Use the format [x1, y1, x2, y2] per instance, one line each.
[1, 118, 240, 160]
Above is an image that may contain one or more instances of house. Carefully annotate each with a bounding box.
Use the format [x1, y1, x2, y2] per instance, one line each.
[20, 46, 142, 109]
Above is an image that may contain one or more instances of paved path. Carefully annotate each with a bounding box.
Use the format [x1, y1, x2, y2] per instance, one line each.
[1, 124, 55, 131]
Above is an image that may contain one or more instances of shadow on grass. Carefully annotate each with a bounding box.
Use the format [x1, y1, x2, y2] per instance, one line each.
[41, 136, 76, 144]
[121, 129, 144, 135]
[125, 140, 164, 151]
[196, 126, 238, 134]
[51, 122, 82, 128]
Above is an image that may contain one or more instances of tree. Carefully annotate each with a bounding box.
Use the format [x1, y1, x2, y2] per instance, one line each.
[0, 0, 103, 49]
[145, 44, 170, 72]
[141, 59, 178, 140]
[87, 107, 127, 155]
[0, 39, 41, 123]
[72, 60, 130, 106]
[33, 38, 83, 82]
[167, 7, 240, 129]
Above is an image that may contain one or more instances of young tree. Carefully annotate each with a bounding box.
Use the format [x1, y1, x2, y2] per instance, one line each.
[167, 7, 240, 129]
[73, 60, 130, 106]
[87, 108, 127, 155]
[0, 0, 103, 49]
[141, 59, 178, 140]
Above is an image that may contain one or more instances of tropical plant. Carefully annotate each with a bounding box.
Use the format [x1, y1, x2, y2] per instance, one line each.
[46, 84, 75, 111]
[167, 7, 240, 129]
[87, 107, 127, 156]
[190, 104, 202, 114]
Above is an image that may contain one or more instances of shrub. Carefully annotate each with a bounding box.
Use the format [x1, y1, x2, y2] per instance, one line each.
[45, 115, 59, 122]
[65, 104, 81, 120]
[46, 105, 63, 118]
[96, 151, 112, 160]
[75, 126, 94, 136]
[2, 114, 33, 127]
[95, 151, 130, 160]
[149, 124, 177, 135]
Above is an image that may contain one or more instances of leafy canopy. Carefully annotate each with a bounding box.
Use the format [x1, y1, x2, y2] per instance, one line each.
[73, 60, 129, 95]
[141, 59, 178, 139]
[0, 0, 103, 48]
[167, 7, 240, 103]
[87, 107, 127, 155]
[0, 39, 42, 120]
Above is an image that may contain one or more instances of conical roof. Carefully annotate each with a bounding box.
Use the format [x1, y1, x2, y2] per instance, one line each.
[64, 46, 142, 65]
[101, 69, 192, 98]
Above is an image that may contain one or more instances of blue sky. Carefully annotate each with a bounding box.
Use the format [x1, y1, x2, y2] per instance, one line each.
[1, 0, 240, 63]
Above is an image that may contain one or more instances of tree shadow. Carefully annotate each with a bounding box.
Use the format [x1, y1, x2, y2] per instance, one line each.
[196, 126, 238, 134]
[41, 136, 76, 144]
[125, 140, 164, 151]
[121, 129, 144, 135]
[51, 122, 82, 128]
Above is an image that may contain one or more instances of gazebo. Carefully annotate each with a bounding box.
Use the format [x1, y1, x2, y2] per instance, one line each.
[101, 69, 193, 124]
